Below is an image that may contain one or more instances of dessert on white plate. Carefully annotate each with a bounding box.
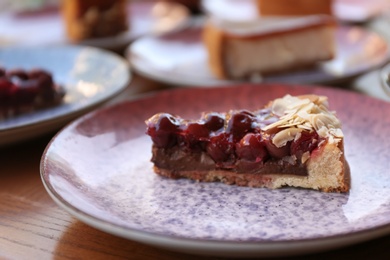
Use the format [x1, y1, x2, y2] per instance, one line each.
[203, 15, 336, 80]
[202, 0, 337, 80]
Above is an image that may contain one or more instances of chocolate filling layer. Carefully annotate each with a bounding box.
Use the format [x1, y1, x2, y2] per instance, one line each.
[152, 146, 307, 176]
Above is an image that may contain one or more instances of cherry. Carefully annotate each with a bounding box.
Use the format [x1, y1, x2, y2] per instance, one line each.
[203, 112, 225, 131]
[181, 122, 210, 147]
[146, 113, 180, 148]
[153, 113, 180, 132]
[236, 133, 268, 162]
[226, 110, 255, 141]
[264, 135, 291, 159]
[186, 122, 209, 138]
[290, 131, 320, 160]
[29, 70, 54, 91]
[206, 132, 235, 162]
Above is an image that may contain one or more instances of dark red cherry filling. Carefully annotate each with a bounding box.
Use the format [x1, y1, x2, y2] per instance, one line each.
[203, 112, 225, 131]
[264, 136, 291, 159]
[146, 110, 323, 168]
[206, 132, 235, 163]
[181, 122, 210, 148]
[290, 131, 320, 160]
[226, 110, 255, 141]
[146, 113, 181, 148]
[235, 133, 268, 162]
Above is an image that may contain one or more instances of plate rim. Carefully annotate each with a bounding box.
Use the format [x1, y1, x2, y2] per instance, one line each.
[126, 22, 390, 87]
[40, 84, 390, 257]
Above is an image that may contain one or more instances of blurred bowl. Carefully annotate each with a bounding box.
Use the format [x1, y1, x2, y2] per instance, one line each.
[379, 62, 390, 96]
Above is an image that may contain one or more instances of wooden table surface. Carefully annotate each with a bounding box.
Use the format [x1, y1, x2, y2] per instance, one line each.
[1, 70, 390, 260]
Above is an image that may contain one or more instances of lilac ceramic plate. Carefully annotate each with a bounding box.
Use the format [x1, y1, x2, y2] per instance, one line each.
[41, 85, 390, 258]
[127, 22, 389, 87]
[0, 45, 130, 146]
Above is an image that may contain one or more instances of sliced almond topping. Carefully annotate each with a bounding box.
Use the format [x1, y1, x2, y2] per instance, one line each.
[263, 94, 343, 145]
[301, 151, 311, 164]
[297, 123, 312, 131]
[298, 94, 321, 104]
[329, 128, 344, 138]
[272, 128, 303, 148]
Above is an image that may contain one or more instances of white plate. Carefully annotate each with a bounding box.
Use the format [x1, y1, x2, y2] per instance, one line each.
[41, 84, 390, 258]
[0, 45, 131, 146]
[127, 22, 389, 87]
[0, 1, 190, 50]
[201, 0, 390, 23]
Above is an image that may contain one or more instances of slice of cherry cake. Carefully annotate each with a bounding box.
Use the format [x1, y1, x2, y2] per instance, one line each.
[145, 94, 350, 192]
[0, 67, 65, 119]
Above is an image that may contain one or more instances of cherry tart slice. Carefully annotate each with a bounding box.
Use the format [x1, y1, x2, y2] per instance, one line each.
[145, 94, 350, 192]
[0, 67, 65, 119]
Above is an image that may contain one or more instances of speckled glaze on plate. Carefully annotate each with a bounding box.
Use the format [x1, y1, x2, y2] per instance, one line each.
[127, 22, 389, 87]
[41, 85, 390, 258]
[0, 45, 131, 146]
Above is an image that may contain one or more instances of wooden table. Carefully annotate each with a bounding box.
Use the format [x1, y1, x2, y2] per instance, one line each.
[1, 73, 390, 260]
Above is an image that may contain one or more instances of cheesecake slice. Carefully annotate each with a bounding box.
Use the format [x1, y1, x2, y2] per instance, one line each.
[145, 94, 350, 192]
[256, 0, 333, 16]
[203, 15, 336, 80]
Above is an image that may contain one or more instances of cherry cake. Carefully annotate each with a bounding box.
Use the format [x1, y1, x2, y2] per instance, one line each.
[0, 67, 65, 119]
[146, 94, 350, 192]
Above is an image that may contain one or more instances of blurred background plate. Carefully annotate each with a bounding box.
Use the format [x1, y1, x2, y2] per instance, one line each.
[201, 0, 390, 24]
[379, 62, 390, 96]
[127, 22, 389, 87]
[0, 1, 191, 51]
[0, 45, 131, 146]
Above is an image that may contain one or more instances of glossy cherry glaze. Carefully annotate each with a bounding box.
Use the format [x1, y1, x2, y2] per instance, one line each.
[146, 109, 323, 165]
[290, 131, 321, 160]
